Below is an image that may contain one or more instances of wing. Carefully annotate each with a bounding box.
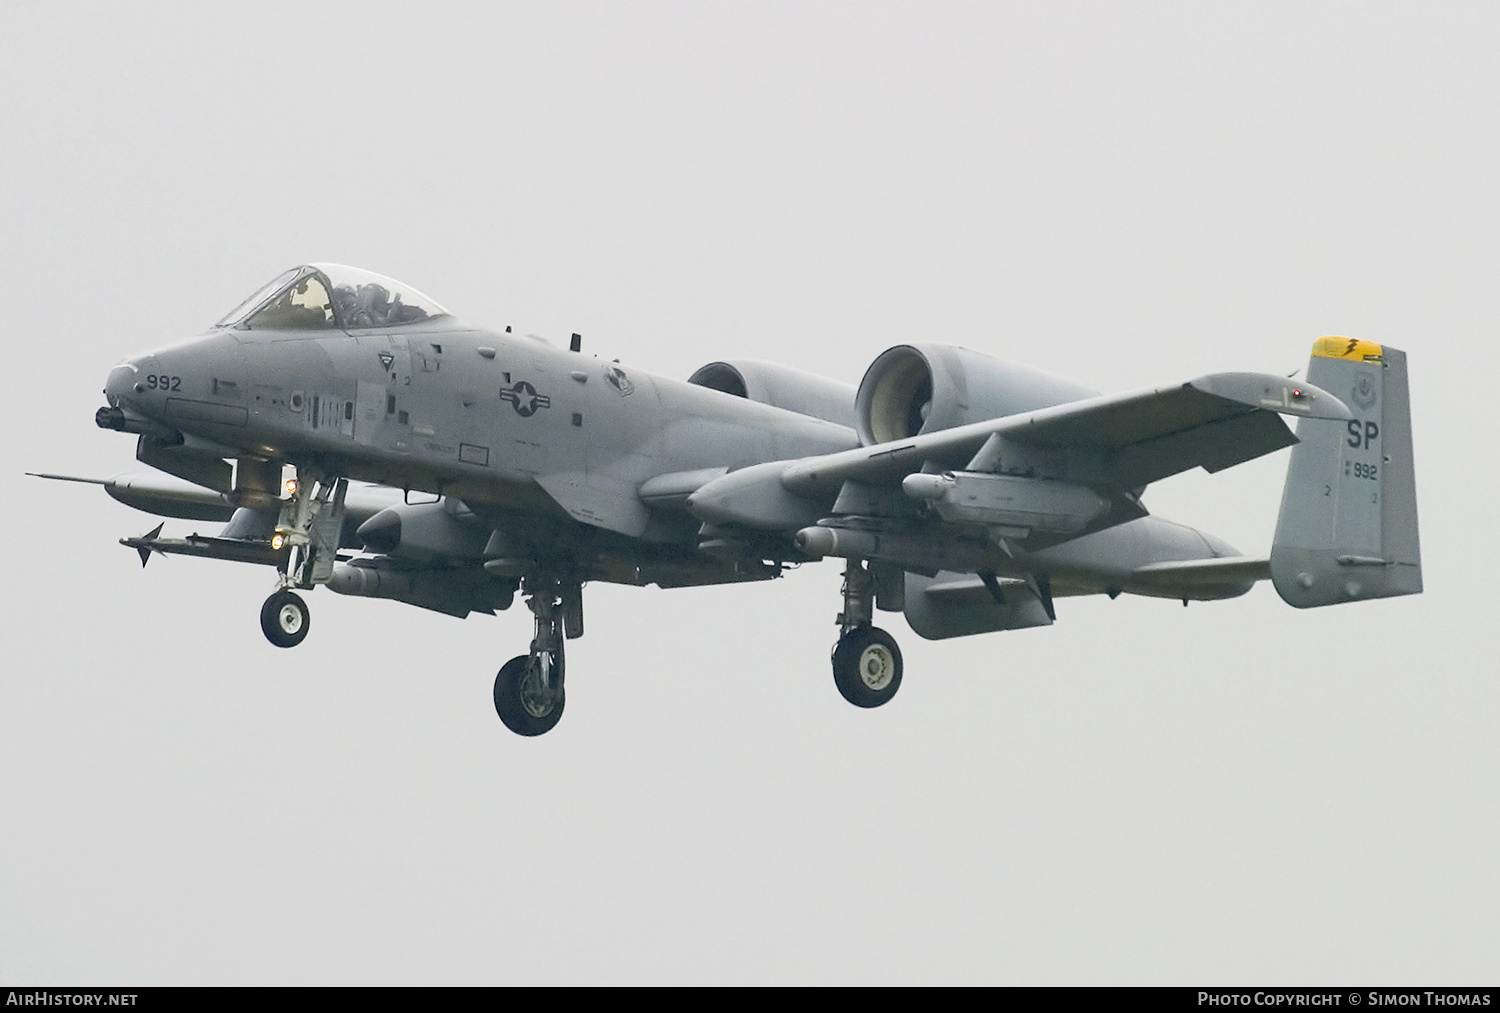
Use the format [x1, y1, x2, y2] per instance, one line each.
[685, 371, 1352, 529]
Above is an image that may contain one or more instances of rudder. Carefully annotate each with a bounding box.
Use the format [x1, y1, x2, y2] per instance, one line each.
[1271, 337, 1422, 607]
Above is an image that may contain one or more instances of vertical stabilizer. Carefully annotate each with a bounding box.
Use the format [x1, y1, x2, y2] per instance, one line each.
[1271, 338, 1421, 607]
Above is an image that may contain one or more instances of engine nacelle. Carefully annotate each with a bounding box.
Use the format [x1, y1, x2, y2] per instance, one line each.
[688, 359, 856, 428]
[854, 343, 1098, 447]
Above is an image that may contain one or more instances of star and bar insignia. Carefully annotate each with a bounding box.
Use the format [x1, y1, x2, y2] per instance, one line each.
[500, 380, 551, 417]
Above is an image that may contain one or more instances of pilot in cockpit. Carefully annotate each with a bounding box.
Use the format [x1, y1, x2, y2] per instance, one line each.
[221, 265, 447, 332]
[333, 282, 429, 328]
[331, 283, 360, 325]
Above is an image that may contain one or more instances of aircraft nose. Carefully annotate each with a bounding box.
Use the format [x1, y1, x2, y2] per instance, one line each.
[97, 356, 162, 434]
[103, 361, 140, 407]
[98, 332, 243, 434]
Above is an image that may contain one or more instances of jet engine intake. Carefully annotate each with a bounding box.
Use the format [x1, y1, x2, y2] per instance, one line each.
[854, 343, 1098, 447]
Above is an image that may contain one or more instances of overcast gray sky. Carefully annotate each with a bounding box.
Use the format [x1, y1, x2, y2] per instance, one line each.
[2, 1, 1496, 984]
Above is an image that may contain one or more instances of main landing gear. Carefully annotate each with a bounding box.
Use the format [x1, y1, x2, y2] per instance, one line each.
[831, 560, 903, 708]
[492, 579, 580, 736]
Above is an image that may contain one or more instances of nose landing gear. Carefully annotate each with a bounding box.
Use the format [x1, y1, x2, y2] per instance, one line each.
[256, 470, 346, 649]
[831, 561, 903, 708]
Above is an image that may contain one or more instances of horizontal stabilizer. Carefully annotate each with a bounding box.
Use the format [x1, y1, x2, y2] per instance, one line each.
[1127, 556, 1268, 596]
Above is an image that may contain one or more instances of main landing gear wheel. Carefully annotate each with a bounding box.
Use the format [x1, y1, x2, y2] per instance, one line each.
[260, 590, 310, 648]
[832, 625, 902, 708]
[493, 654, 565, 736]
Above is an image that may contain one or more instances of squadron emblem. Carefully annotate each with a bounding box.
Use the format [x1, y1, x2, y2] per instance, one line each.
[1350, 373, 1377, 411]
[605, 365, 635, 396]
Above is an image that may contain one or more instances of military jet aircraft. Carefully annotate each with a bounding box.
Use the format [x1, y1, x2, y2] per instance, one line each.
[44, 263, 1422, 736]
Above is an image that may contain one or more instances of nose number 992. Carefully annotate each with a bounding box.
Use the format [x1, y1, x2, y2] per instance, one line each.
[145, 374, 182, 391]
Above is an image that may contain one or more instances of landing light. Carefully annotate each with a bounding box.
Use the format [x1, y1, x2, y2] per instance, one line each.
[284, 478, 298, 496]
[271, 533, 286, 550]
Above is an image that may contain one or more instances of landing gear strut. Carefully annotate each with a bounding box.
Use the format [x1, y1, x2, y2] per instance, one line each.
[256, 469, 347, 648]
[831, 560, 903, 708]
[493, 579, 577, 736]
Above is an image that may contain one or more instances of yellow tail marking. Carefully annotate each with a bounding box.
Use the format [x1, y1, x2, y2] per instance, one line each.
[1311, 336, 1383, 362]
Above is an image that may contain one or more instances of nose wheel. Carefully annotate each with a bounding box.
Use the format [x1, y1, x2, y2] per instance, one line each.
[260, 589, 310, 648]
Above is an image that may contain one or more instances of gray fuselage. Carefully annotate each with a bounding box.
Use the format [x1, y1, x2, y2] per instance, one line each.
[103, 315, 1243, 599]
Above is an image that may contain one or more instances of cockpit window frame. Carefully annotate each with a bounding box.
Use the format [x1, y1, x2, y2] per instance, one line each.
[242, 269, 339, 332]
[216, 264, 452, 333]
[214, 267, 306, 329]
[317, 263, 450, 331]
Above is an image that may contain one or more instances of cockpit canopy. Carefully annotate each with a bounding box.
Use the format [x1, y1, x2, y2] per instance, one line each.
[215, 264, 451, 331]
